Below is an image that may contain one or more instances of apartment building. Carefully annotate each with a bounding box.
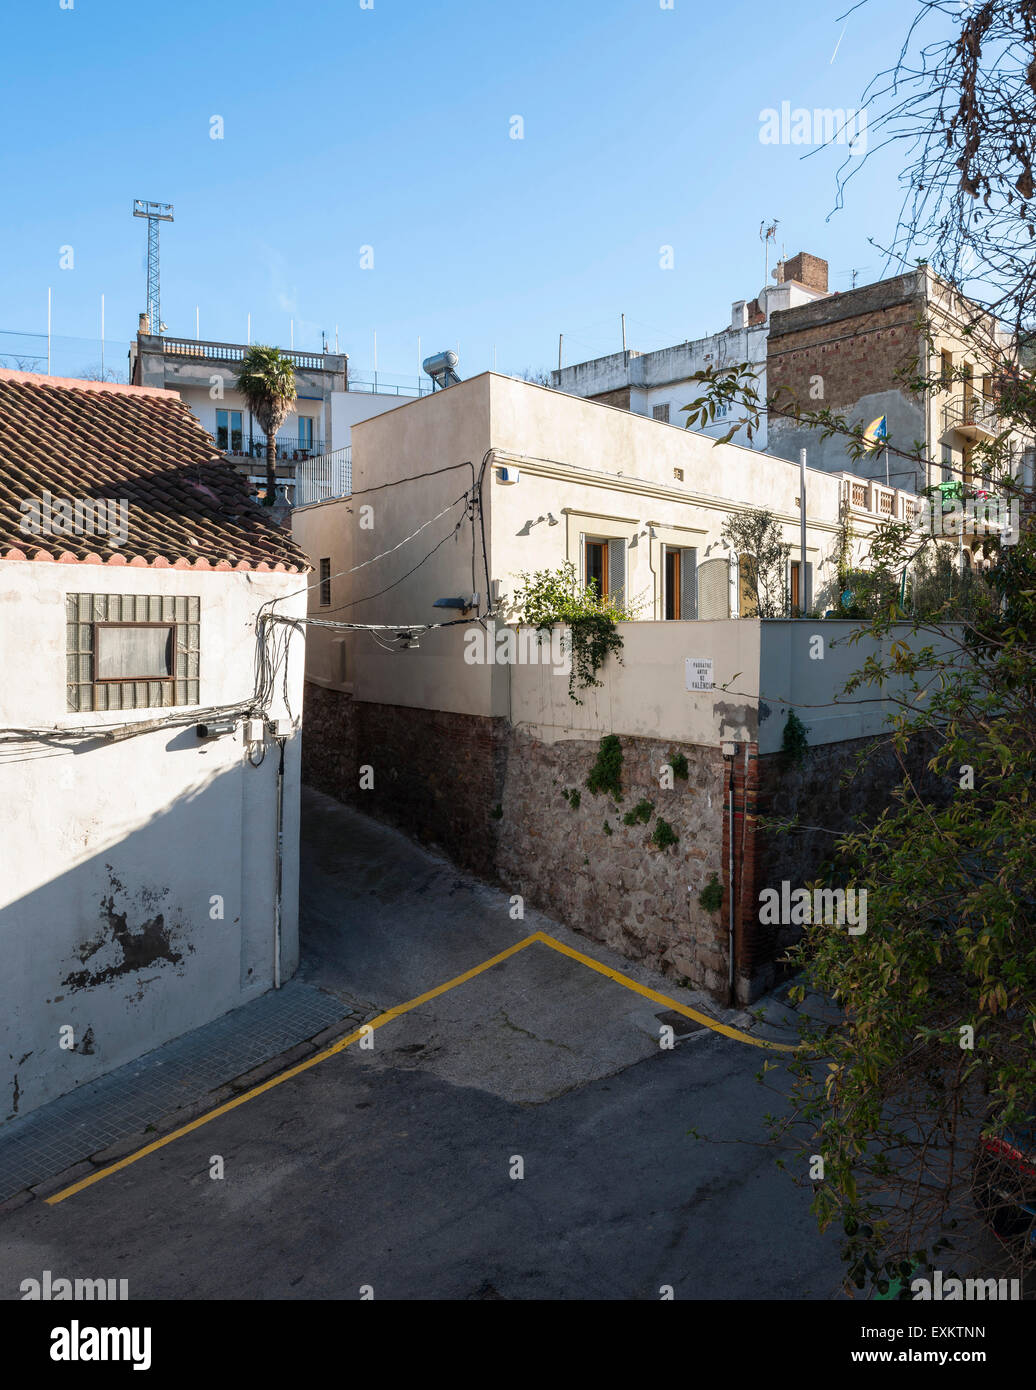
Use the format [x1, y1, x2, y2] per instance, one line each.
[551, 252, 831, 450]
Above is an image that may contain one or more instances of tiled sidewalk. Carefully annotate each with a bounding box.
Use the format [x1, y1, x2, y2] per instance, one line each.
[0, 980, 368, 1204]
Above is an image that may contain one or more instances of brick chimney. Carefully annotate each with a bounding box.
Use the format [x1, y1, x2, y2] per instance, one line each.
[775, 252, 828, 294]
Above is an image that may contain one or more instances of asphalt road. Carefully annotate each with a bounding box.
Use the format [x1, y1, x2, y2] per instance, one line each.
[0, 790, 843, 1300]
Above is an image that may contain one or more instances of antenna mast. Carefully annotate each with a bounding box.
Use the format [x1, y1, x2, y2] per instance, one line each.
[132, 199, 174, 334]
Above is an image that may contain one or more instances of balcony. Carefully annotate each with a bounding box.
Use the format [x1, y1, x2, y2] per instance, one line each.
[218, 433, 326, 463]
[163, 336, 331, 372]
[941, 394, 1000, 440]
[843, 477, 912, 521]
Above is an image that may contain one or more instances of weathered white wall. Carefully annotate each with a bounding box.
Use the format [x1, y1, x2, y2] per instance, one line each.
[506, 618, 933, 753]
[0, 562, 307, 1123]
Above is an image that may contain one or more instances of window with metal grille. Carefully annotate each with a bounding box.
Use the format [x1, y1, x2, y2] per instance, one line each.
[652, 403, 670, 423]
[66, 593, 200, 712]
[319, 558, 332, 606]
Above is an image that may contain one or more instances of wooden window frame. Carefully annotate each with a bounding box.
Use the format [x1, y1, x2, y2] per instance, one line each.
[664, 546, 681, 620]
[319, 557, 332, 607]
[584, 537, 609, 599]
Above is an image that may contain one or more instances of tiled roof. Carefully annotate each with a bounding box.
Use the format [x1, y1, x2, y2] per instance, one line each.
[0, 370, 310, 572]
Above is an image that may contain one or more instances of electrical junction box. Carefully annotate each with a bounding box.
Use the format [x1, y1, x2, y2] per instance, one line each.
[244, 719, 265, 744]
[498, 466, 520, 484]
[271, 718, 293, 738]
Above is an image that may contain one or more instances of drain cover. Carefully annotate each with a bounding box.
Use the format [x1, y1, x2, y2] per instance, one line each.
[655, 1010, 705, 1038]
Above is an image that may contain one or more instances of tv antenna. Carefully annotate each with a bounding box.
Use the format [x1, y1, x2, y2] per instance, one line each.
[760, 219, 779, 286]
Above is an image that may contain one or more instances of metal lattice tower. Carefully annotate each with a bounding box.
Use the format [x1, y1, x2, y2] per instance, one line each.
[132, 200, 174, 335]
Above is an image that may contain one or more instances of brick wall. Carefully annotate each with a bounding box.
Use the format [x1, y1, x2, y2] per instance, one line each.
[767, 300, 922, 415]
[301, 684, 506, 875]
[588, 387, 632, 410]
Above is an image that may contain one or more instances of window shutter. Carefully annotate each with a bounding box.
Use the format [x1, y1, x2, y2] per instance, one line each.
[697, 557, 729, 619]
[805, 561, 813, 613]
[608, 538, 626, 608]
[578, 532, 586, 585]
[680, 547, 698, 619]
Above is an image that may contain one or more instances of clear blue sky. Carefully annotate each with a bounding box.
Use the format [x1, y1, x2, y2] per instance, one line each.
[0, 0, 928, 384]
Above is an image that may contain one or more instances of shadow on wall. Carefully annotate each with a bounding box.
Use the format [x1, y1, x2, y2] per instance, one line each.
[0, 731, 299, 1126]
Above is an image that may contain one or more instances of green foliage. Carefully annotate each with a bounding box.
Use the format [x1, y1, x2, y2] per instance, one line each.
[234, 345, 297, 506]
[603, 820, 613, 836]
[681, 362, 764, 446]
[561, 787, 581, 810]
[720, 508, 791, 617]
[622, 798, 654, 826]
[490, 803, 503, 820]
[698, 872, 723, 913]
[669, 751, 689, 780]
[651, 817, 678, 850]
[586, 733, 623, 800]
[511, 562, 633, 703]
[780, 710, 809, 768]
[771, 526, 1036, 1295]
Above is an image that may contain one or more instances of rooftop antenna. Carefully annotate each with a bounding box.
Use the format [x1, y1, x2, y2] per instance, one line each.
[760, 218, 779, 286]
[132, 200, 174, 335]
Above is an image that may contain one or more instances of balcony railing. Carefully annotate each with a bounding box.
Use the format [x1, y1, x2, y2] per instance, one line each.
[294, 447, 352, 505]
[218, 433, 326, 462]
[942, 394, 1000, 436]
[162, 337, 332, 372]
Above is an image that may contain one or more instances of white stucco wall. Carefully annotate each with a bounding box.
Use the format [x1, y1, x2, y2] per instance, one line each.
[0, 561, 307, 1123]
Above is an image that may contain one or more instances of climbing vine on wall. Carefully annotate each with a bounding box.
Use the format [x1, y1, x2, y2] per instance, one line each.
[511, 562, 633, 703]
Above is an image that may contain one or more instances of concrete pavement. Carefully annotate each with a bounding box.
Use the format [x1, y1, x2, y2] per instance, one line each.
[0, 788, 842, 1300]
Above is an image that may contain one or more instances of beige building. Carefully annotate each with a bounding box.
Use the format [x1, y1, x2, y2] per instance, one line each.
[290, 375, 919, 1002]
[294, 371, 910, 707]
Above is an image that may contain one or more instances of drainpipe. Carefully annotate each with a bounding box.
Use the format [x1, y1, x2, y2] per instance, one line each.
[722, 740, 737, 1007]
[273, 735, 286, 989]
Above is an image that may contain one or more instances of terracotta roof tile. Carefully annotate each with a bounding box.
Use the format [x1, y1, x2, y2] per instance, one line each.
[0, 369, 310, 572]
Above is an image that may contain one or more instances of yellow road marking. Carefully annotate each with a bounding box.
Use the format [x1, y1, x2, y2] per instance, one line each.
[530, 932, 798, 1052]
[44, 930, 797, 1205]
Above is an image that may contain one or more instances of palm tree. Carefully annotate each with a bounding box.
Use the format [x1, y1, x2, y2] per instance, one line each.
[235, 345, 297, 506]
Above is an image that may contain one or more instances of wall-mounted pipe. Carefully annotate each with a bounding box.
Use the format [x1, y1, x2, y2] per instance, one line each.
[273, 735, 286, 990]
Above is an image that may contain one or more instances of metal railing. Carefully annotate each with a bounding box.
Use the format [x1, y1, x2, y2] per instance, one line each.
[293, 447, 352, 506]
[220, 434, 326, 461]
[347, 375, 429, 397]
[942, 394, 1000, 435]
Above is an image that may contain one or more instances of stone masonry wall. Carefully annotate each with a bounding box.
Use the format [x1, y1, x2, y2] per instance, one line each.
[496, 728, 729, 997]
[302, 683, 947, 1003]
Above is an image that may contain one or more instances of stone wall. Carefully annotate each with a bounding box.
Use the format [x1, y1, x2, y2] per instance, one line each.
[737, 731, 951, 995]
[301, 682, 947, 1003]
[495, 728, 729, 996]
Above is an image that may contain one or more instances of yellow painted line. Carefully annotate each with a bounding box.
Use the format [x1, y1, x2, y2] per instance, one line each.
[44, 928, 800, 1205]
[529, 931, 800, 1053]
[45, 933, 543, 1206]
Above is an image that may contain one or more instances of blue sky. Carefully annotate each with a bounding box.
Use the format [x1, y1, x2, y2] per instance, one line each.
[0, 0, 932, 384]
